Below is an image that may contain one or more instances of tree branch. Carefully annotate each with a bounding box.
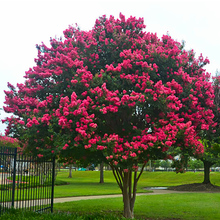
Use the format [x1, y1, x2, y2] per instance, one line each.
[136, 161, 147, 183]
[128, 169, 132, 201]
[132, 170, 137, 200]
[110, 163, 123, 191]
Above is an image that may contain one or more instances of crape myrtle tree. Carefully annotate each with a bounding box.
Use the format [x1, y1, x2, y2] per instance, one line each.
[0, 135, 19, 148]
[0, 135, 19, 171]
[3, 14, 216, 218]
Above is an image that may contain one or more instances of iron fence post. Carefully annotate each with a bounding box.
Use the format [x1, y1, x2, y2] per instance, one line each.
[11, 147, 17, 208]
[51, 157, 55, 213]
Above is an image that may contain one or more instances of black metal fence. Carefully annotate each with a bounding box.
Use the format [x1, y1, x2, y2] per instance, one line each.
[0, 146, 55, 215]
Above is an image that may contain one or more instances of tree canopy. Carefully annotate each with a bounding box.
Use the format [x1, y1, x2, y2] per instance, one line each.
[3, 14, 216, 218]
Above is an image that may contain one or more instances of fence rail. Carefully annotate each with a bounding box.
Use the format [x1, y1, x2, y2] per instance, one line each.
[0, 146, 55, 215]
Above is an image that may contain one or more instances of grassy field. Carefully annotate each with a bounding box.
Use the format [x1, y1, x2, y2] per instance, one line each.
[2, 193, 220, 219]
[52, 170, 220, 219]
[1, 170, 220, 219]
[54, 169, 220, 198]
[53, 193, 220, 220]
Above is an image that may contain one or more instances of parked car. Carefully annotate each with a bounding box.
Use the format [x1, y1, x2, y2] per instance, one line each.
[78, 167, 87, 171]
[88, 165, 95, 171]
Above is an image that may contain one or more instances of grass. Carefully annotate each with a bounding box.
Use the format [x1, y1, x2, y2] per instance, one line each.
[1, 193, 220, 219]
[53, 193, 220, 220]
[1, 171, 220, 219]
[0, 209, 120, 220]
[2, 170, 220, 199]
[54, 170, 122, 197]
[54, 170, 220, 198]
[0, 179, 67, 202]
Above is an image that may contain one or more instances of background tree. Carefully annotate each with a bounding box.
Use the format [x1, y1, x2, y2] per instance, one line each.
[197, 71, 220, 184]
[3, 14, 215, 218]
[188, 158, 203, 171]
[160, 160, 171, 171]
[151, 160, 161, 171]
[99, 161, 104, 183]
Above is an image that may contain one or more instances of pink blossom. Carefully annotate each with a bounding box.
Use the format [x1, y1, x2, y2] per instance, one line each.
[114, 161, 118, 165]
[122, 155, 128, 160]
[130, 152, 137, 157]
[85, 144, 92, 149]
[105, 38, 109, 45]
[132, 165, 138, 171]
[97, 145, 105, 150]
[201, 124, 209, 130]
[71, 79, 78, 84]
[63, 144, 69, 150]
[165, 141, 172, 146]
[89, 123, 97, 128]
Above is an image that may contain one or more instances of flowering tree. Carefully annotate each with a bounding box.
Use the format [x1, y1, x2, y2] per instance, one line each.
[0, 135, 19, 148]
[3, 14, 215, 218]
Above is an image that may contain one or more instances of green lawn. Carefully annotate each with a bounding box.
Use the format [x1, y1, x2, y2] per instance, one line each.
[53, 193, 220, 220]
[1, 170, 220, 219]
[54, 170, 220, 198]
[1, 193, 220, 220]
[54, 170, 121, 197]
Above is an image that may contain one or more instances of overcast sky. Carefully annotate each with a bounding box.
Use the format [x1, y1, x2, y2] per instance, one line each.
[0, 0, 220, 134]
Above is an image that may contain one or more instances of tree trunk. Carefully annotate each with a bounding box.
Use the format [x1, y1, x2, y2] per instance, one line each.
[110, 162, 146, 219]
[68, 165, 72, 178]
[122, 172, 134, 218]
[202, 160, 212, 184]
[99, 162, 104, 183]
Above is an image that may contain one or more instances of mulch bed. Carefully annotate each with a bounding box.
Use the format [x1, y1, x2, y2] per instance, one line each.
[168, 183, 220, 192]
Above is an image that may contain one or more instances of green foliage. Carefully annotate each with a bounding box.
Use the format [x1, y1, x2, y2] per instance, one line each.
[200, 139, 220, 165]
[188, 158, 203, 170]
[198, 74, 220, 170]
[160, 160, 172, 170]
[152, 160, 161, 168]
